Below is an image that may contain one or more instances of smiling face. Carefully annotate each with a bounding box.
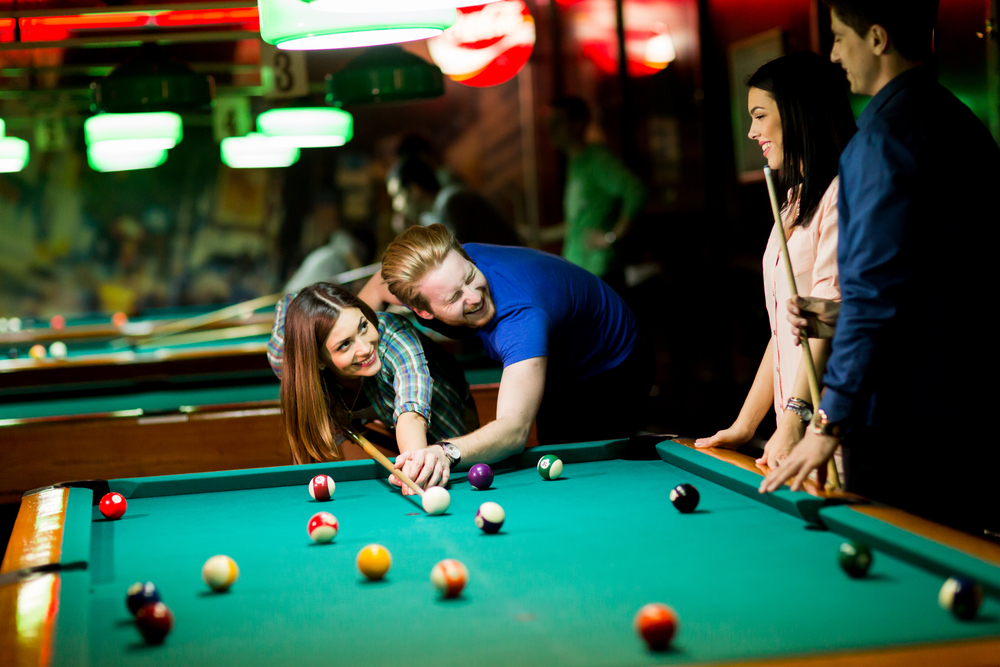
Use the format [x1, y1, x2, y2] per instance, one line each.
[829, 10, 881, 96]
[322, 308, 381, 381]
[747, 87, 783, 170]
[414, 250, 495, 328]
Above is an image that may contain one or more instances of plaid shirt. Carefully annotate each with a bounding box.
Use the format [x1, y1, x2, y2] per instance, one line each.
[268, 294, 469, 444]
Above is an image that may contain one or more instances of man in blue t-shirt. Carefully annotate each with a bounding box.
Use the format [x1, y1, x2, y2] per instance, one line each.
[359, 224, 648, 493]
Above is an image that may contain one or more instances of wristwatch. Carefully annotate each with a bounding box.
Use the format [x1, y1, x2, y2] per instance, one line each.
[784, 397, 813, 424]
[810, 409, 844, 438]
[436, 442, 461, 468]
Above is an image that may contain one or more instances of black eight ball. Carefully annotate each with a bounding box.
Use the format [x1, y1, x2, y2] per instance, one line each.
[670, 484, 700, 513]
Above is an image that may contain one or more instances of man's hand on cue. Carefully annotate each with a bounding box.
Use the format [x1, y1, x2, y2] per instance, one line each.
[392, 447, 450, 496]
[787, 296, 840, 344]
[759, 430, 839, 494]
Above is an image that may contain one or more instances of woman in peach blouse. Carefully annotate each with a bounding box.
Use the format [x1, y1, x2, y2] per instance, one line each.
[695, 53, 856, 467]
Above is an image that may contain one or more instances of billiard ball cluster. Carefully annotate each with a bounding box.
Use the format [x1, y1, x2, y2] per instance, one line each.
[126, 582, 173, 644]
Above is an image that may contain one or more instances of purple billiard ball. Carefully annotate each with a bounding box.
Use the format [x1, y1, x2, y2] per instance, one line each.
[468, 463, 494, 490]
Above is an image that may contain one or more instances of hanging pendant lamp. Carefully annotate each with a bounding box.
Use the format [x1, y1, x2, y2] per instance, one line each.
[304, 0, 500, 10]
[257, 108, 352, 147]
[221, 133, 301, 168]
[327, 46, 444, 106]
[258, 0, 456, 50]
[87, 147, 168, 173]
[0, 136, 29, 173]
[90, 44, 213, 113]
[84, 112, 183, 154]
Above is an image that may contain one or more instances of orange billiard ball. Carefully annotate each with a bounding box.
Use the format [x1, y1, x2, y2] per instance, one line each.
[634, 603, 678, 651]
[50, 315, 66, 330]
[356, 544, 392, 581]
[112, 312, 129, 327]
[29, 344, 47, 360]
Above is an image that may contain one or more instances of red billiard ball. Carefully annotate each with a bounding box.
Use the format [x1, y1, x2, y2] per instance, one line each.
[99, 492, 127, 520]
[135, 602, 174, 644]
[50, 315, 66, 330]
[308, 474, 335, 501]
[634, 603, 678, 651]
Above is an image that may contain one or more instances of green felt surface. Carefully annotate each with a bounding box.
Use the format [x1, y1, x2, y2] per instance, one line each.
[49, 444, 1000, 667]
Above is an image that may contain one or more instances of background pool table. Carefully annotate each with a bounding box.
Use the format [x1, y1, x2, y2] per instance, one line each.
[3, 439, 998, 666]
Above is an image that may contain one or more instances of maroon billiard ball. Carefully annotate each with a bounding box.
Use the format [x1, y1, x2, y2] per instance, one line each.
[135, 602, 174, 644]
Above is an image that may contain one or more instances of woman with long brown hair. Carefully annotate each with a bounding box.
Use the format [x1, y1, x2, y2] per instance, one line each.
[268, 282, 476, 491]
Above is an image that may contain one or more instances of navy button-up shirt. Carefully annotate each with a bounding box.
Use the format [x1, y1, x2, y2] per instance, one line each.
[820, 66, 1000, 431]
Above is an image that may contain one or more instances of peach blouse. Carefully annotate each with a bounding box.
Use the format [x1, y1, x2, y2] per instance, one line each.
[762, 178, 841, 417]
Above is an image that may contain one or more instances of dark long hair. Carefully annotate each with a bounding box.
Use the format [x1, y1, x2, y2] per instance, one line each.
[748, 52, 856, 228]
[280, 282, 379, 464]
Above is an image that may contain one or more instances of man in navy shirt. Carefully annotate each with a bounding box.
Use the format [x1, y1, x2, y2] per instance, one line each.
[761, 0, 999, 534]
[360, 224, 648, 493]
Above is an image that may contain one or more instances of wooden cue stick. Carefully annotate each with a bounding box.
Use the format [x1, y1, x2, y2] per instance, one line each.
[763, 166, 841, 489]
[342, 426, 426, 498]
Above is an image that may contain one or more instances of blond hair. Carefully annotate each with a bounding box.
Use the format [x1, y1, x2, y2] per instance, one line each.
[381, 224, 472, 313]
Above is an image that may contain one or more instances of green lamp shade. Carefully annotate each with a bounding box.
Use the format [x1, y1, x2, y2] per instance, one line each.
[88, 147, 168, 173]
[0, 136, 29, 173]
[84, 112, 183, 153]
[91, 45, 213, 113]
[258, 0, 455, 50]
[221, 133, 300, 168]
[257, 108, 352, 148]
[306, 0, 499, 10]
[327, 45, 444, 106]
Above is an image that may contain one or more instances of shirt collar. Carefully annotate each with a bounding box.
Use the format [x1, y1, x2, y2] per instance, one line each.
[857, 65, 935, 129]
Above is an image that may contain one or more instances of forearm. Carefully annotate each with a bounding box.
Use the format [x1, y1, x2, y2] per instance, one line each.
[394, 411, 429, 453]
[610, 213, 632, 240]
[447, 414, 532, 466]
[733, 340, 776, 432]
[357, 271, 401, 312]
[537, 223, 566, 243]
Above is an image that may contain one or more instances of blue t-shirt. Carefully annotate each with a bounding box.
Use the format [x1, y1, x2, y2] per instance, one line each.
[419, 244, 637, 380]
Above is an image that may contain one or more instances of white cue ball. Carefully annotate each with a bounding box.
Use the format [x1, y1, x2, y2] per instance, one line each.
[421, 486, 451, 515]
[8, 317, 21, 332]
[49, 341, 68, 359]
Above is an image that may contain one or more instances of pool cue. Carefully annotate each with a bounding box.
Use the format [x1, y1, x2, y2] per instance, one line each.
[342, 425, 426, 498]
[763, 166, 841, 490]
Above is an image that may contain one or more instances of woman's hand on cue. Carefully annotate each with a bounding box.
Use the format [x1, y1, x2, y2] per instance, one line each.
[694, 424, 754, 450]
[392, 447, 450, 496]
[758, 411, 805, 469]
[787, 296, 840, 343]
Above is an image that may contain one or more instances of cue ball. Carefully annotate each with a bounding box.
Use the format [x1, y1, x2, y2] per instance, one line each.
[430, 559, 468, 598]
[135, 602, 174, 644]
[307, 511, 339, 543]
[635, 603, 678, 650]
[356, 544, 392, 581]
[50, 315, 66, 330]
[308, 474, 335, 501]
[29, 344, 47, 360]
[670, 484, 700, 513]
[48, 341, 67, 359]
[939, 577, 984, 620]
[468, 463, 494, 490]
[126, 581, 161, 616]
[838, 541, 873, 578]
[475, 501, 505, 534]
[99, 492, 127, 520]
[422, 486, 451, 514]
[8, 317, 21, 332]
[537, 455, 563, 480]
[202, 555, 239, 592]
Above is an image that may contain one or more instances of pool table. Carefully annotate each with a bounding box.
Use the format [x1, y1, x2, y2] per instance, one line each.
[0, 367, 509, 503]
[2, 439, 998, 666]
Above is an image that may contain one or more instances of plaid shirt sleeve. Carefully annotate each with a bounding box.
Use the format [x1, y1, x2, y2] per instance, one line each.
[377, 314, 435, 427]
[267, 294, 295, 380]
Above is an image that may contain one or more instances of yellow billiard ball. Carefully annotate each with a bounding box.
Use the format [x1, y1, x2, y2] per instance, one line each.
[356, 544, 392, 581]
[29, 344, 47, 360]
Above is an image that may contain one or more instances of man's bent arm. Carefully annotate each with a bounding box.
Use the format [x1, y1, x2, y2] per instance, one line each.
[449, 357, 547, 464]
[358, 270, 403, 312]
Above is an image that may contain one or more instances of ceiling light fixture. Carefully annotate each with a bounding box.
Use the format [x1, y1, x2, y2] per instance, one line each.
[256, 108, 352, 148]
[258, 1, 455, 50]
[221, 133, 301, 168]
